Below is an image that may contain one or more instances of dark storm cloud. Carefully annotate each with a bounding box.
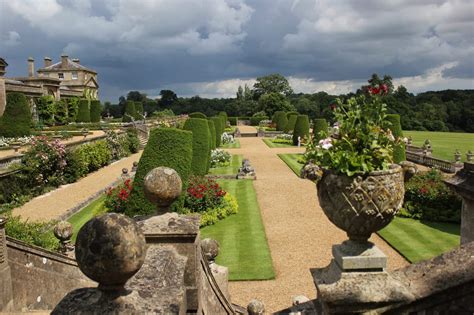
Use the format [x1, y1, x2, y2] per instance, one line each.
[1, 0, 473, 100]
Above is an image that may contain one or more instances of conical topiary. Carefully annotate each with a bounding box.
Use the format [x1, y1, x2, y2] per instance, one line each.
[183, 118, 211, 176]
[0, 92, 31, 137]
[292, 115, 310, 145]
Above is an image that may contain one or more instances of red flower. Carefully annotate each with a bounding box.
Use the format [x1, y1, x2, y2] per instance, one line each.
[330, 104, 337, 110]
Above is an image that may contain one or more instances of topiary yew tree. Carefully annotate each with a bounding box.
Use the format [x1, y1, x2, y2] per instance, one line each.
[284, 113, 298, 133]
[123, 101, 136, 122]
[189, 112, 207, 119]
[207, 120, 216, 150]
[218, 111, 228, 126]
[292, 115, 310, 145]
[183, 118, 211, 175]
[0, 92, 32, 137]
[90, 100, 101, 123]
[273, 111, 288, 131]
[313, 118, 329, 143]
[385, 114, 406, 163]
[210, 117, 224, 147]
[134, 101, 144, 120]
[125, 128, 193, 216]
[76, 99, 90, 123]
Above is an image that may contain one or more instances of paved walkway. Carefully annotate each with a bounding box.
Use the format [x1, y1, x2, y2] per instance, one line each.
[225, 129, 409, 312]
[12, 152, 142, 222]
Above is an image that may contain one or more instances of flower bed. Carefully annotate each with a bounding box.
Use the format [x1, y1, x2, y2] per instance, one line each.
[210, 149, 232, 168]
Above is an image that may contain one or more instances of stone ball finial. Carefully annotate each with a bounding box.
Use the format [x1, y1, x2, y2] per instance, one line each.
[75, 213, 146, 290]
[143, 167, 182, 211]
[247, 299, 265, 315]
[201, 238, 220, 263]
[53, 221, 73, 242]
[122, 168, 129, 175]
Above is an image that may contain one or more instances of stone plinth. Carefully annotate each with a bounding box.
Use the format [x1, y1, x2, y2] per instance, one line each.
[332, 240, 387, 271]
[0, 217, 13, 312]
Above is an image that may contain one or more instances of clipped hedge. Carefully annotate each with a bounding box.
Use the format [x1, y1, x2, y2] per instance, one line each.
[250, 116, 268, 126]
[90, 100, 101, 123]
[218, 111, 228, 123]
[126, 128, 193, 216]
[134, 101, 144, 120]
[284, 114, 298, 133]
[292, 115, 310, 145]
[76, 99, 90, 123]
[286, 111, 298, 119]
[123, 101, 136, 122]
[385, 114, 406, 163]
[208, 120, 216, 150]
[189, 112, 207, 119]
[228, 117, 237, 126]
[273, 111, 288, 131]
[183, 118, 211, 175]
[313, 118, 328, 142]
[0, 92, 31, 137]
[210, 117, 224, 147]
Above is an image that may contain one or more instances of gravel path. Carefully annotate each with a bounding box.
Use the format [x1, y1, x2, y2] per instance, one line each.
[12, 152, 142, 222]
[226, 136, 409, 312]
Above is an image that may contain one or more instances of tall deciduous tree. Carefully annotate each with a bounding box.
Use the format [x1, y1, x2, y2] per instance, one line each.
[252, 74, 293, 99]
[258, 92, 295, 116]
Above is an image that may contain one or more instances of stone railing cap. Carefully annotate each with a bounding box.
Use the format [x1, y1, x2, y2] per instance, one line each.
[137, 212, 200, 236]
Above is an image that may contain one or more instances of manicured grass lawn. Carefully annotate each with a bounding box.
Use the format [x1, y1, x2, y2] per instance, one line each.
[68, 195, 108, 242]
[262, 138, 295, 148]
[378, 217, 460, 263]
[220, 139, 241, 149]
[200, 179, 275, 280]
[404, 130, 474, 161]
[278, 153, 304, 177]
[208, 154, 242, 175]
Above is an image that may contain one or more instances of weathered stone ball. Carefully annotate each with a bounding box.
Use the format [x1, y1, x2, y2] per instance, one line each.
[122, 168, 129, 175]
[201, 238, 220, 262]
[75, 213, 146, 288]
[53, 221, 73, 241]
[247, 299, 265, 315]
[143, 167, 182, 208]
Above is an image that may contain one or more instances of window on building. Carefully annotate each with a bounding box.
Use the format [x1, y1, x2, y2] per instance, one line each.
[72, 72, 78, 80]
[58, 73, 64, 80]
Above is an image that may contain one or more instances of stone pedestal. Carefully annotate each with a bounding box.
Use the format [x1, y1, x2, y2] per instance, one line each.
[0, 217, 13, 312]
[332, 240, 386, 271]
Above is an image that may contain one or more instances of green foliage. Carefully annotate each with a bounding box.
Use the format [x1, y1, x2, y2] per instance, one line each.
[207, 120, 216, 150]
[123, 101, 136, 122]
[127, 129, 140, 153]
[74, 140, 111, 173]
[105, 179, 132, 213]
[313, 118, 328, 143]
[210, 149, 231, 168]
[292, 115, 310, 146]
[90, 100, 102, 123]
[284, 114, 298, 133]
[5, 215, 58, 251]
[252, 73, 293, 99]
[228, 117, 237, 125]
[126, 128, 193, 216]
[151, 109, 175, 118]
[134, 101, 144, 120]
[210, 117, 224, 147]
[66, 97, 79, 123]
[401, 169, 462, 222]
[250, 116, 269, 126]
[54, 100, 68, 125]
[183, 118, 211, 175]
[218, 111, 228, 124]
[286, 111, 298, 119]
[76, 99, 90, 123]
[189, 112, 207, 119]
[273, 111, 288, 131]
[35, 95, 56, 126]
[0, 93, 31, 137]
[258, 92, 294, 117]
[385, 114, 406, 163]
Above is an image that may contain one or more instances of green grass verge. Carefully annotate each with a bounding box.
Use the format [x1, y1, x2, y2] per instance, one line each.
[404, 130, 474, 161]
[220, 139, 241, 149]
[209, 154, 242, 175]
[200, 179, 275, 280]
[262, 138, 295, 148]
[68, 195, 108, 242]
[378, 217, 460, 263]
[278, 153, 304, 177]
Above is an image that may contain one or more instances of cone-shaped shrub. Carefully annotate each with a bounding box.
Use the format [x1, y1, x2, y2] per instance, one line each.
[273, 111, 288, 131]
[0, 93, 31, 137]
[210, 117, 224, 147]
[385, 114, 406, 163]
[189, 112, 207, 119]
[76, 99, 90, 122]
[218, 111, 228, 123]
[313, 118, 328, 143]
[90, 100, 101, 123]
[125, 128, 193, 216]
[208, 120, 216, 150]
[286, 111, 298, 119]
[284, 114, 298, 133]
[292, 115, 310, 145]
[134, 101, 144, 120]
[183, 118, 210, 176]
[122, 101, 136, 122]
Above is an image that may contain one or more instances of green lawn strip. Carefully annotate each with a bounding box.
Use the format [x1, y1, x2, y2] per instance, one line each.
[262, 138, 295, 148]
[220, 139, 241, 149]
[68, 195, 108, 242]
[404, 130, 474, 161]
[209, 154, 242, 175]
[378, 217, 460, 263]
[200, 179, 275, 280]
[278, 153, 304, 177]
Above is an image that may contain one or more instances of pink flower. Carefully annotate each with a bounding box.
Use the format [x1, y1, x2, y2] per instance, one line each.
[318, 137, 333, 150]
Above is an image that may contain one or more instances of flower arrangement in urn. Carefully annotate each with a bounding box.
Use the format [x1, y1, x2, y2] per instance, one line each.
[305, 84, 406, 243]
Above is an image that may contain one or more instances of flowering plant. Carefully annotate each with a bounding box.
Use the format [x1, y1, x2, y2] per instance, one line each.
[304, 86, 399, 176]
[221, 132, 235, 145]
[210, 149, 231, 168]
[104, 179, 133, 213]
[185, 176, 226, 212]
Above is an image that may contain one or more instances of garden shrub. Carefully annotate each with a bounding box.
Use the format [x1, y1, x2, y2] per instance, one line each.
[66, 97, 80, 123]
[221, 132, 234, 145]
[250, 116, 269, 126]
[105, 178, 133, 213]
[313, 118, 329, 142]
[284, 114, 298, 133]
[134, 101, 144, 120]
[292, 115, 310, 145]
[90, 100, 102, 123]
[207, 120, 216, 150]
[273, 111, 288, 131]
[210, 149, 231, 168]
[189, 112, 207, 119]
[286, 111, 298, 119]
[123, 101, 136, 122]
[127, 129, 140, 153]
[183, 118, 211, 176]
[74, 140, 111, 173]
[76, 99, 90, 123]
[210, 117, 224, 147]
[385, 114, 406, 163]
[35, 95, 56, 126]
[126, 128, 193, 216]
[5, 215, 58, 251]
[218, 111, 228, 124]
[54, 100, 68, 125]
[228, 117, 237, 125]
[106, 131, 130, 160]
[0, 93, 32, 137]
[401, 169, 462, 222]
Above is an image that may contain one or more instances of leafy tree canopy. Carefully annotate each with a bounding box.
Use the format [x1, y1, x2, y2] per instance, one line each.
[252, 73, 293, 99]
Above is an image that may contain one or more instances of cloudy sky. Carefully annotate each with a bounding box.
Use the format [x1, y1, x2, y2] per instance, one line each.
[1, 0, 473, 101]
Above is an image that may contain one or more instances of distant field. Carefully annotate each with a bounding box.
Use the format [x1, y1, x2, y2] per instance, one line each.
[404, 130, 474, 161]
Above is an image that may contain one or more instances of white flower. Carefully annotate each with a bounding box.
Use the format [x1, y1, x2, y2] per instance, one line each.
[387, 130, 395, 142]
[319, 137, 333, 150]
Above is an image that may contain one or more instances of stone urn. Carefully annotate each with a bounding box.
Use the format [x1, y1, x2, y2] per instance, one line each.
[317, 164, 404, 243]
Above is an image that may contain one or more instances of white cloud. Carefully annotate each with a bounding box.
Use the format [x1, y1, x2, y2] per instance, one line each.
[4, 31, 21, 47]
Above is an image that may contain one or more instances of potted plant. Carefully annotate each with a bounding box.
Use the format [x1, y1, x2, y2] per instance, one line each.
[305, 85, 406, 243]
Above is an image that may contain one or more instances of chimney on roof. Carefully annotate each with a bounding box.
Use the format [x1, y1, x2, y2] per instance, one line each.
[72, 58, 80, 64]
[28, 57, 34, 77]
[61, 54, 68, 68]
[44, 57, 52, 67]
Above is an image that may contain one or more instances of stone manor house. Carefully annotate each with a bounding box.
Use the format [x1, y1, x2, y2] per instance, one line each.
[0, 55, 98, 117]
